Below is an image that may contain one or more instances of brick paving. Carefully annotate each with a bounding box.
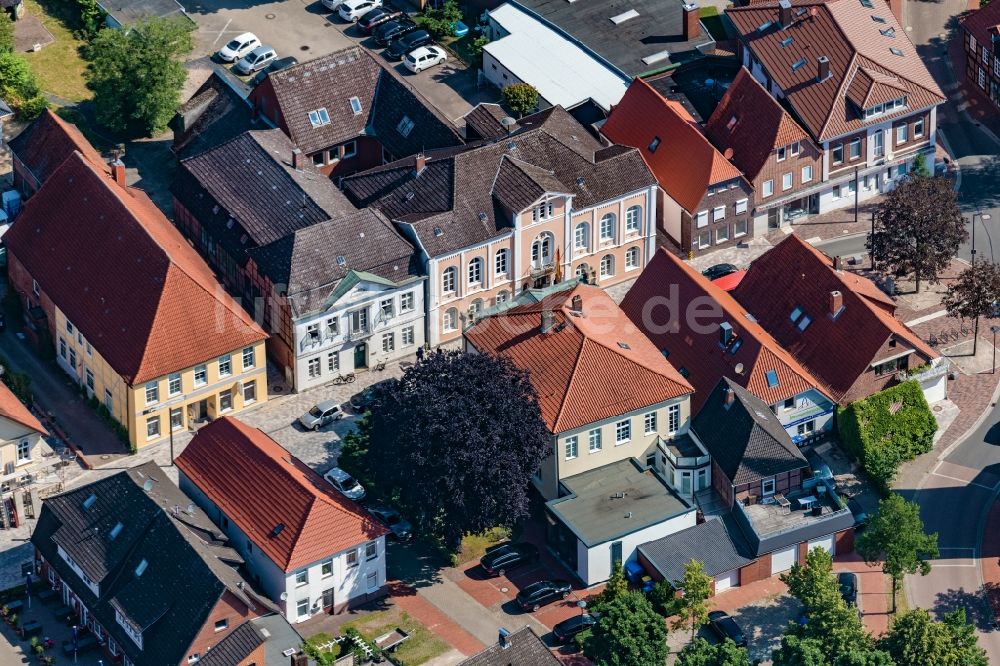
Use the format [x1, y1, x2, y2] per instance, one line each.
[390, 585, 486, 657]
[981, 503, 1000, 624]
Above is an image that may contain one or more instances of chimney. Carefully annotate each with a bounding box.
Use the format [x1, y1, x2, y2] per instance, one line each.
[816, 56, 830, 82]
[682, 3, 700, 41]
[833, 255, 843, 271]
[498, 627, 512, 650]
[290, 652, 308, 666]
[415, 152, 426, 174]
[830, 290, 843, 316]
[541, 309, 555, 334]
[570, 294, 583, 314]
[111, 159, 126, 187]
[719, 321, 733, 347]
[778, 0, 792, 27]
[292, 148, 305, 171]
[724, 387, 735, 407]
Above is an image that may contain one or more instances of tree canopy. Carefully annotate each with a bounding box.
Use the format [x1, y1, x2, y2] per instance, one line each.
[502, 82, 539, 118]
[671, 559, 713, 639]
[357, 350, 550, 547]
[941, 260, 1000, 355]
[583, 592, 667, 666]
[0, 53, 47, 119]
[0, 12, 14, 55]
[84, 17, 193, 137]
[677, 637, 751, 666]
[878, 608, 987, 666]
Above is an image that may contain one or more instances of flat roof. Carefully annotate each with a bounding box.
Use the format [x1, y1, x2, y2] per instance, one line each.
[511, 0, 715, 78]
[547, 458, 693, 547]
[485, 3, 630, 112]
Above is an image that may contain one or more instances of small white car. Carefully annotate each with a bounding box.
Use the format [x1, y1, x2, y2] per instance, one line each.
[338, 0, 382, 22]
[234, 45, 277, 75]
[323, 467, 366, 501]
[403, 45, 447, 73]
[217, 32, 260, 63]
[321, 0, 343, 11]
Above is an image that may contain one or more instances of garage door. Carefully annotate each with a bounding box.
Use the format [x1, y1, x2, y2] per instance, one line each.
[771, 545, 798, 575]
[714, 570, 738, 593]
[922, 374, 946, 404]
[808, 534, 835, 556]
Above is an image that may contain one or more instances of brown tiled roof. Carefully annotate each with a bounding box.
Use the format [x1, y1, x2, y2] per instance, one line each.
[463, 103, 514, 141]
[621, 248, 830, 412]
[175, 417, 387, 572]
[727, 0, 945, 142]
[961, 1, 1000, 52]
[0, 382, 46, 435]
[258, 47, 463, 157]
[4, 153, 266, 385]
[170, 71, 254, 159]
[602, 78, 745, 212]
[465, 284, 693, 434]
[8, 109, 108, 184]
[460, 627, 560, 666]
[732, 235, 937, 403]
[342, 106, 656, 258]
[705, 68, 811, 181]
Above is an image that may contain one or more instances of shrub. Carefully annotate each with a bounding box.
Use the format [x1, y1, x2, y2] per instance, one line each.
[302, 632, 341, 665]
[648, 579, 678, 617]
[451, 526, 512, 566]
[502, 82, 539, 118]
[415, 0, 462, 39]
[836, 380, 936, 493]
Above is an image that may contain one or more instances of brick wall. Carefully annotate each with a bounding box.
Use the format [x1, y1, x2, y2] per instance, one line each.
[828, 130, 868, 180]
[754, 140, 822, 210]
[841, 339, 934, 404]
[739, 554, 770, 586]
[684, 179, 754, 257]
[835, 527, 855, 554]
[181, 591, 267, 665]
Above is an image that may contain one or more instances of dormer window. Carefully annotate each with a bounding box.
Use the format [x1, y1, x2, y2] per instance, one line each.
[397, 115, 415, 137]
[531, 201, 554, 222]
[863, 96, 907, 119]
[109, 522, 123, 540]
[648, 136, 661, 153]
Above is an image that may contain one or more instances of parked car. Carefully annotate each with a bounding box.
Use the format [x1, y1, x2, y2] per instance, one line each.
[368, 505, 413, 541]
[452, 20, 469, 37]
[838, 572, 858, 606]
[479, 542, 539, 577]
[358, 6, 403, 32]
[373, 17, 417, 47]
[298, 400, 345, 430]
[349, 380, 393, 413]
[339, 0, 382, 22]
[552, 613, 599, 643]
[234, 45, 277, 75]
[404, 45, 447, 73]
[516, 579, 572, 612]
[701, 263, 739, 281]
[251, 56, 299, 85]
[323, 467, 366, 501]
[321, 0, 345, 11]
[708, 610, 747, 648]
[217, 32, 260, 62]
[841, 493, 868, 530]
[385, 29, 432, 60]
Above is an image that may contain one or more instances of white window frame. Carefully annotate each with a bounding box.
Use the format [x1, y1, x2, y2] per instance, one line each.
[442, 267, 457, 294]
[16, 440, 31, 463]
[696, 210, 709, 227]
[762, 180, 774, 198]
[735, 198, 748, 214]
[615, 419, 631, 444]
[896, 124, 908, 144]
[735, 219, 748, 237]
[625, 206, 642, 234]
[716, 225, 729, 243]
[599, 255, 614, 278]
[565, 436, 578, 460]
[218, 354, 232, 377]
[144, 381, 158, 405]
[194, 364, 207, 387]
[146, 416, 160, 440]
[599, 214, 616, 241]
[401, 326, 415, 346]
[168, 373, 182, 396]
[761, 478, 776, 496]
[644, 412, 657, 435]
[713, 205, 725, 221]
[494, 249, 509, 277]
[625, 247, 640, 271]
[574, 223, 589, 251]
[443, 308, 458, 332]
[782, 172, 793, 191]
[668, 404, 680, 433]
[914, 117, 925, 137]
[588, 428, 602, 453]
[400, 292, 415, 312]
[468, 258, 483, 286]
[242, 346, 255, 370]
[801, 165, 813, 183]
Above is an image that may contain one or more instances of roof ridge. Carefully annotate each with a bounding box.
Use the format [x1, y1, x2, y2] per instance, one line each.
[551, 333, 595, 432]
[817, 52, 860, 142]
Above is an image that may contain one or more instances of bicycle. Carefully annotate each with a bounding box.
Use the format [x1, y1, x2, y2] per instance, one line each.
[373, 359, 387, 372]
[332, 372, 356, 385]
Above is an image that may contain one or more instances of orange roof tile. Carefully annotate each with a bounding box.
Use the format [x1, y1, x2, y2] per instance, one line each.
[175, 417, 387, 572]
[620, 249, 831, 412]
[4, 152, 266, 385]
[8, 109, 109, 185]
[465, 284, 693, 433]
[601, 78, 745, 212]
[0, 382, 46, 435]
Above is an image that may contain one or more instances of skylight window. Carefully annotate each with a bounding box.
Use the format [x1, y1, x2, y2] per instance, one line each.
[781, 36, 794, 47]
[349, 97, 363, 115]
[791, 58, 807, 71]
[860, 0, 873, 8]
[109, 522, 123, 540]
[648, 136, 661, 152]
[308, 107, 331, 128]
[729, 338, 744, 355]
[610, 9, 639, 24]
[890, 47, 904, 56]
[880, 27, 896, 37]
[765, 370, 779, 388]
[83, 493, 97, 510]
[757, 20, 773, 32]
[794, 7, 807, 16]
[797, 314, 813, 331]
[617, 341, 631, 350]
[871, 14, 887, 23]
[679, 367, 690, 378]
[727, 115, 738, 129]
[790, 306, 802, 323]
[397, 115, 415, 137]
[135, 559, 148, 577]
[433, 227, 443, 237]
[336, 256, 346, 266]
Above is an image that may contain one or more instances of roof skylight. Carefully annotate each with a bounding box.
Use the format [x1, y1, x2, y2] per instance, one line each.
[349, 97, 363, 115]
[308, 108, 331, 128]
[765, 370, 779, 388]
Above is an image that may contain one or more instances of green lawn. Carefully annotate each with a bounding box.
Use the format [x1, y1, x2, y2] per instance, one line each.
[20, 0, 92, 102]
[343, 608, 451, 666]
[699, 6, 730, 42]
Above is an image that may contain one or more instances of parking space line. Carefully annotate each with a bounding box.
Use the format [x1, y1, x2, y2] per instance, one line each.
[213, 19, 232, 46]
[931, 471, 998, 491]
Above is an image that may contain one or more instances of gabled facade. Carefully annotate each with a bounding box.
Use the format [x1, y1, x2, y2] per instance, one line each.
[601, 78, 755, 257]
[961, 0, 1000, 109]
[343, 105, 659, 347]
[0, 381, 48, 500]
[7, 108, 109, 198]
[732, 234, 943, 404]
[727, 0, 945, 228]
[176, 417, 389, 623]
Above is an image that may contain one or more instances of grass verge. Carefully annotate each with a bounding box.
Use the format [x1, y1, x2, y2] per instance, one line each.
[450, 526, 512, 566]
[343, 607, 450, 666]
[699, 6, 730, 42]
[20, 0, 91, 102]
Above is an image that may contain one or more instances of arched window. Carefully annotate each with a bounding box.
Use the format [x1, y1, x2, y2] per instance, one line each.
[625, 206, 642, 234]
[600, 254, 614, 278]
[531, 232, 554, 268]
[496, 290, 510, 304]
[443, 308, 458, 332]
[599, 213, 616, 241]
[442, 267, 456, 294]
[469, 299, 484, 319]
[575, 263, 591, 283]
[574, 222, 589, 252]
[495, 249, 509, 277]
[468, 258, 483, 286]
[625, 247, 640, 270]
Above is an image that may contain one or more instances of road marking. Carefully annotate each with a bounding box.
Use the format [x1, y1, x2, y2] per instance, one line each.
[906, 309, 948, 326]
[929, 563, 977, 567]
[213, 19, 232, 46]
[931, 471, 999, 491]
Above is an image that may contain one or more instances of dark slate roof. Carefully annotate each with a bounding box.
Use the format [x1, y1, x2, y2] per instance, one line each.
[258, 46, 463, 157]
[730, 495, 855, 557]
[249, 209, 423, 317]
[32, 462, 273, 666]
[460, 627, 560, 666]
[196, 621, 265, 666]
[171, 69, 254, 160]
[463, 103, 515, 141]
[173, 128, 356, 263]
[692, 378, 808, 486]
[638, 515, 756, 582]
[342, 105, 656, 258]
[95, 0, 187, 26]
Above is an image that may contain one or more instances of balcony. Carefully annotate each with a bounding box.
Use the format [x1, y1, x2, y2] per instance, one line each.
[897, 358, 949, 384]
[299, 329, 338, 353]
[657, 435, 710, 469]
[346, 325, 370, 342]
[530, 262, 556, 280]
[734, 484, 852, 545]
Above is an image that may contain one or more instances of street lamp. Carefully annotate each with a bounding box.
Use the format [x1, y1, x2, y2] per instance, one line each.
[972, 212, 992, 266]
[992, 325, 1000, 374]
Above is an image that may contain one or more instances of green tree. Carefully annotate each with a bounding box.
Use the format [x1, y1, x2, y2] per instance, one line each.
[502, 82, 539, 118]
[772, 635, 827, 666]
[0, 53, 46, 119]
[678, 638, 751, 666]
[0, 11, 14, 55]
[592, 562, 628, 610]
[671, 559, 712, 640]
[648, 579, 677, 617]
[77, 0, 106, 39]
[583, 592, 667, 666]
[941, 260, 1000, 356]
[856, 494, 938, 613]
[833, 649, 895, 666]
[83, 17, 193, 137]
[878, 608, 987, 666]
[911, 152, 931, 177]
[470, 35, 489, 66]
[416, 0, 462, 39]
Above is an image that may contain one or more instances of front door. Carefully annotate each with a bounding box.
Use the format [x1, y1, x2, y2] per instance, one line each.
[354, 342, 367, 369]
[321, 587, 335, 609]
[768, 207, 780, 229]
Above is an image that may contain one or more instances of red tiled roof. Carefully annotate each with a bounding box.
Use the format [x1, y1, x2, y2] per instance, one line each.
[175, 417, 387, 572]
[465, 284, 693, 434]
[3, 152, 266, 385]
[0, 382, 46, 435]
[620, 249, 830, 412]
[712, 269, 748, 292]
[601, 78, 745, 212]
[727, 0, 945, 142]
[7, 109, 109, 184]
[705, 68, 811, 181]
[733, 235, 937, 403]
[961, 1, 1000, 53]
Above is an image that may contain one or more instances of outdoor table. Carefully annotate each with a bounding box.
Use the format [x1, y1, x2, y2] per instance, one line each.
[4, 599, 23, 612]
[21, 619, 42, 637]
[37, 589, 57, 603]
[798, 495, 818, 510]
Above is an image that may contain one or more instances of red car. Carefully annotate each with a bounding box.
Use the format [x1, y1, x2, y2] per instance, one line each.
[358, 6, 403, 33]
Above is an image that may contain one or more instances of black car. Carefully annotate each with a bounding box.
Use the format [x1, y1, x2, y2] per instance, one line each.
[701, 263, 739, 281]
[368, 505, 413, 541]
[385, 29, 432, 60]
[251, 56, 299, 86]
[838, 572, 858, 606]
[373, 17, 417, 46]
[349, 379, 393, 413]
[479, 542, 539, 577]
[840, 493, 868, 530]
[358, 6, 403, 32]
[515, 579, 572, 612]
[708, 610, 747, 648]
[552, 613, 599, 643]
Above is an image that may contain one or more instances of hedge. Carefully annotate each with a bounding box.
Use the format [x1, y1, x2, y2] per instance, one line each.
[836, 380, 937, 493]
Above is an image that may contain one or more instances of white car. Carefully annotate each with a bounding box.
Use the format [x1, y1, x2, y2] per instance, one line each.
[234, 45, 277, 75]
[216, 32, 260, 63]
[403, 45, 447, 73]
[338, 0, 381, 21]
[323, 467, 366, 501]
[321, 0, 343, 11]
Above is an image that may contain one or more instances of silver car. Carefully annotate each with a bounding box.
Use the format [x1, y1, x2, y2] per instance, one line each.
[324, 467, 366, 501]
[298, 400, 345, 430]
[235, 45, 277, 75]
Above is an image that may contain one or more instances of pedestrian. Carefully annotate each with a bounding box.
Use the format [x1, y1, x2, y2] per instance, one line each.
[415, 346, 425, 362]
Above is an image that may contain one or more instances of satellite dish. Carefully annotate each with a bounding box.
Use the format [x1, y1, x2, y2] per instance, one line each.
[735, 362, 745, 375]
[280, 592, 288, 601]
[500, 116, 517, 136]
[724, 147, 734, 160]
[186, 503, 196, 515]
